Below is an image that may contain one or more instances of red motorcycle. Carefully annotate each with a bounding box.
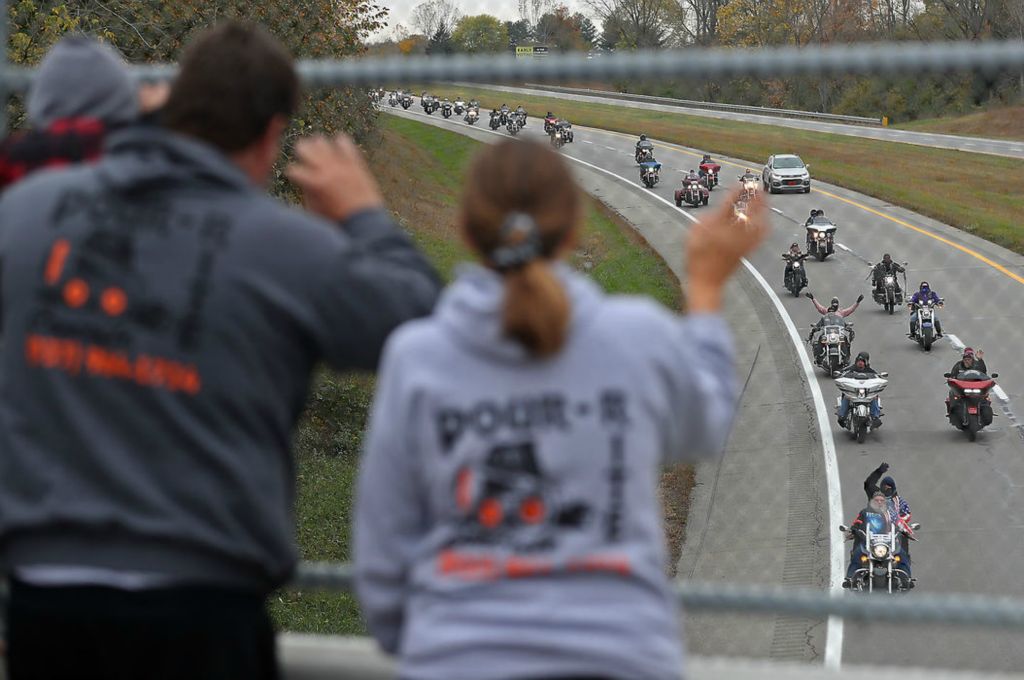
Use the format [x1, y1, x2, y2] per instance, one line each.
[945, 369, 999, 441]
[675, 177, 710, 208]
[543, 115, 558, 134]
[699, 156, 721, 190]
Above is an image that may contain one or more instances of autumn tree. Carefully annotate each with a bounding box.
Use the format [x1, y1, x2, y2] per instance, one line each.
[453, 14, 510, 53]
[588, 0, 681, 48]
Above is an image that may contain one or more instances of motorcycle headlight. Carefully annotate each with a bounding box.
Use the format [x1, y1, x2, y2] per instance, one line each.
[872, 544, 890, 559]
[858, 389, 866, 398]
[964, 388, 981, 394]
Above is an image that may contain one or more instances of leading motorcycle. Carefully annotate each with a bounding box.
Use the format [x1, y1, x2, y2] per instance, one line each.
[833, 369, 889, 443]
[782, 255, 808, 297]
[839, 520, 917, 593]
[674, 177, 709, 208]
[945, 369, 999, 441]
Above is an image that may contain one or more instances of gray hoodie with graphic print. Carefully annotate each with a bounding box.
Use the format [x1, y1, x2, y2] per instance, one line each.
[354, 264, 737, 680]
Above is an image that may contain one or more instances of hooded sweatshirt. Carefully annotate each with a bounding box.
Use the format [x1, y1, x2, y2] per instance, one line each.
[354, 264, 737, 680]
[0, 126, 441, 591]
[0, 35, 139, 190]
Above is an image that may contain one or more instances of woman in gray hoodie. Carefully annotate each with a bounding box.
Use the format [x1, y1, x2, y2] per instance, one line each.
[354, 139, 768, 680]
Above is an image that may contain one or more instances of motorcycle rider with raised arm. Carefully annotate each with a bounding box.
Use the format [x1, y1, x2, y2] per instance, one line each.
[843, 490, 892, 588]
[807, 294, 861, 363]
[782, 242, 809, 287]
[863, 462, 915, 586]
[908, 281, 943, 339]
[949, 347, 988, 378]
[837, 352, 883, 429]
[872, 253, 905, 295]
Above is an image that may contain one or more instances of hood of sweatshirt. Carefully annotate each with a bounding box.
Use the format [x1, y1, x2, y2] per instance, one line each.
[27, 35, 138, 129]
[96, 126, 255, 196]
[435, 262, 603, 364]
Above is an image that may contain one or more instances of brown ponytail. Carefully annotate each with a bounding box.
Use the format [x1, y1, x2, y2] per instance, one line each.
[460, 139, 581, 358]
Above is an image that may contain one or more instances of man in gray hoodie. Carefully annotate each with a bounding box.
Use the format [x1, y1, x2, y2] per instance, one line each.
[0, 21, 440, 679]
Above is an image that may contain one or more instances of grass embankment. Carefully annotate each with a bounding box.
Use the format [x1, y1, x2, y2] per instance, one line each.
[423, 85, 1024, 254]
[897, 105, 1024, 142]
[271, 114, 687, 635]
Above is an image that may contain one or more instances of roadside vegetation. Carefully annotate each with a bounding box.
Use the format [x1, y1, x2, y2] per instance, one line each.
[418, 85, 1024, 255]
[271, 115, 688, 634]
[896, 106, 1024, 142]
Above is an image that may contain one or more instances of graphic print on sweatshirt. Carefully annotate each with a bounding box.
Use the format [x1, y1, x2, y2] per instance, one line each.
[23, 188, 231, 395]
[435, 390, 633, 581]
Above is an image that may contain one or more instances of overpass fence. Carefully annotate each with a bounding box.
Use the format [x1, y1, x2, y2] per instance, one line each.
[1, 1, 1024, 673]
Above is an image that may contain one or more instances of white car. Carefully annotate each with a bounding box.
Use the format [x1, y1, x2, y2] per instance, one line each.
[763, 154, 811, 194]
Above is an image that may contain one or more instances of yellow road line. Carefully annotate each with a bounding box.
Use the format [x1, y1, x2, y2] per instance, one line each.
[592, 126, 1024, 287]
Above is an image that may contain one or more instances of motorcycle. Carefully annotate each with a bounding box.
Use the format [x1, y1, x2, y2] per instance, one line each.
[465, 108, 479, 125]
[833, 369, 889, 443]
[499, 109, 510, 126]
[489, 113, 502, 130]
[699, 158, 721, 190]
[639, 162, 661, 188]
[441, 102, 453, 119]
[506, 116, 521, 136]
[782, 256, 808, 297]
[869, 263, 907, 314]
[812, 315, 852, 375]
[674, 178, 710, 208]
[388, 92, 398, 107]
[806, 216, 838, 261]
[636, 145, 655, 165]
[839, 520, 918, 593]
[400, 93, 413, 110]
[738, 175, 760, 201]
[543, 115, 558, 134]
[909, 298, 943, 352]
[550, 128, 566, 149]
[945, 369, 999, 441]
[454, 99, 466, 115]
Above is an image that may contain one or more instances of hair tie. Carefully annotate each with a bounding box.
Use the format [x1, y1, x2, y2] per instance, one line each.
[490, 212, 541, 272]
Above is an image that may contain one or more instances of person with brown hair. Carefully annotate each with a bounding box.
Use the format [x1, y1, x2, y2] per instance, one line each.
[0, 20, 439, 679]
[354, 138, 768, 680]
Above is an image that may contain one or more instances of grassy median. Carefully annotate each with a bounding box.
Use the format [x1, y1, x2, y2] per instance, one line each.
[270, 115, 686, 635]
[420, 85, 1024, 254]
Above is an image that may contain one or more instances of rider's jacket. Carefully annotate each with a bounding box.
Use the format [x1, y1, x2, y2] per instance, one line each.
[909, 290, 940, 306]
[949, 358, 988, 378]
[354, 263, 738, 679]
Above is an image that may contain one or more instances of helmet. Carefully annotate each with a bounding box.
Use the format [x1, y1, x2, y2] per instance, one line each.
[882, 253, 892, 263]
[855, 351, 870, 366]
[702, 153, 710, 160]
[791, 242, 800, 249]
[919, 281, 930, 292]
[829, 296, 840, 310]
[880, 476, 897, 498]
[640, 134, 647, 141]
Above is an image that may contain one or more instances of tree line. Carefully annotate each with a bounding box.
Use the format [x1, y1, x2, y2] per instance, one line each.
[370, 0, 1024, 121]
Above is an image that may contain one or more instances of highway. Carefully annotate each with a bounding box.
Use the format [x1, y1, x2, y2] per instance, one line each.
[384, 100, 1024, 673]
[453, 84, 1024, 160]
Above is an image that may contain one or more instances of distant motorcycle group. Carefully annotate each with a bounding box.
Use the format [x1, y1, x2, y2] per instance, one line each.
[488, 103, 529, 136]
[631, 136, 720, 204]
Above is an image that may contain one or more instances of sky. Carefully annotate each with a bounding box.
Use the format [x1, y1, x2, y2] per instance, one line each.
[371, 0, 589, 41]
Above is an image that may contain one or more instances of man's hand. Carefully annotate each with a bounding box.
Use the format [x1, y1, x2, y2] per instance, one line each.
[286, 134, 384, 222]
[878, 462, 889, 473]
[805, 292, 814, 299]
[976, 349, 985, 360]
[857, 294, 864, 303]
[686, 186, 769, 313]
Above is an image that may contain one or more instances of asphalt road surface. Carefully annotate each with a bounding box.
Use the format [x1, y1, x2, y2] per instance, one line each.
[456, 84, 1024, 160]
[384, 100, 1024, 673]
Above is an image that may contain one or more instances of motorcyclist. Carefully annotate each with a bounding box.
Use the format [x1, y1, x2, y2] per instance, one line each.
[949, 347, 988, 378]
[805, 209, 827, 226]
[843, 490, 892, 587]
[836, 351, 883, 429]
[863, 462, 914, 584]
[807, 294, 860, 362]
[871, 253, 905, 295]
[782, 243, 809, 287]
[739, 169, 759, 182]
[516, 104, 526, 119]
[908, 281, 943, 339]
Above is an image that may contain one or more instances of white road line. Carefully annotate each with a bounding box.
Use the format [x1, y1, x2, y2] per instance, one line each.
[771, 207, 785, 215]
[836, 243, 853, 253]
[994, 385, 1010, 402]
[582, 140, 594, 144]
[604, 145, 617, 151]
[387, 106, 846, 667]
[946, 333, 965, 351]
